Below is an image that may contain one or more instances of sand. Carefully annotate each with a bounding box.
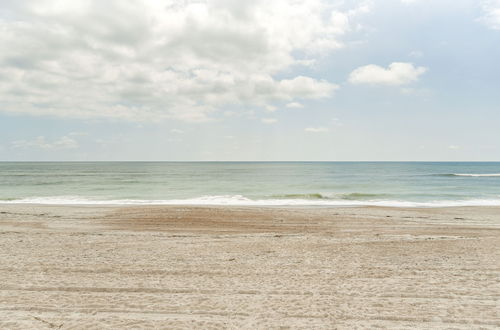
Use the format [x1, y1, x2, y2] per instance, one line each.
[0, 205, 498, 329]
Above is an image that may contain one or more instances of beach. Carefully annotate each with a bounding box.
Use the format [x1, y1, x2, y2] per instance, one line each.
[0, 205, 498, 329]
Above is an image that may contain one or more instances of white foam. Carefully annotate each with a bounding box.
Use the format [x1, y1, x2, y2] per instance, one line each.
[452, 173, 500, 177]
[2, 195, 500, 208]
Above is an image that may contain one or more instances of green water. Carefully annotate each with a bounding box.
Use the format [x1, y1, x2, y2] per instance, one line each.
[0, 162, 499, 206]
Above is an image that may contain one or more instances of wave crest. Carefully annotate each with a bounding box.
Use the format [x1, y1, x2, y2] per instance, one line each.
[273, 193, 327, 199]
[437, 173, 500, 177]
[2, 195, 500, 207]
[272, 193, 385, 200]
[452, 173, 500, 177]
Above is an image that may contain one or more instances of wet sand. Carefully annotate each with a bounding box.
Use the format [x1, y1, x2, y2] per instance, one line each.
[0, 205, 499, 329]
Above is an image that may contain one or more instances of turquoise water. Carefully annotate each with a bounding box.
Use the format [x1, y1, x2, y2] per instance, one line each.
[0, 162, 500, 206]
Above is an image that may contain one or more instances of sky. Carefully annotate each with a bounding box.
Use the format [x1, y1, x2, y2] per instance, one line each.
[0, 0, 499, 161]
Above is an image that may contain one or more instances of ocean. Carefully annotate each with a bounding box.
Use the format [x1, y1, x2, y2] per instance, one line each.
[0, 162, 499, 207]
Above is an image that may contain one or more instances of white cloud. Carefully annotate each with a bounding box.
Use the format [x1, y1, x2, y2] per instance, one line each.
[305, 126, 329, 133]
[0, 0, 366, 122]
[448, 145, 460, 150]
[170, 129, 184, 134]
[11, 136, 79, 150]
[286, 102, 304, 108]
[265, 105, 278, 112]
[348, 62, 427, 86]
[479, 0, 500, 30]
[331, 117, 343, 126]
[409, 50, 423, 58]
[262, 118, 278, 124]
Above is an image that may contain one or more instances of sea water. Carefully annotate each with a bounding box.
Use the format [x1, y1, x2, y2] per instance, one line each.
[0, 162, 499, 207]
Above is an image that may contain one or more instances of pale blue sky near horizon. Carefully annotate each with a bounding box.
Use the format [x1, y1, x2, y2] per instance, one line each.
[0, 0, 499, 161]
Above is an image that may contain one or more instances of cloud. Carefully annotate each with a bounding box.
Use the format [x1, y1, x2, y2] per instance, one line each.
[11, 136, 78, 150]
[408, 50, 423, 58]
[331, 117, 343, 126]
[479, 0, 500, 30]
[305, 126, 329, 133]
[285, 102, 304, 108]
[265, 105, 278, 112]
[262, 118, 278, 124]
[448, 145, 460, 150]
[170, 129, 184, 134]
[0, 0, 367, 122]
[348, 62, 427, 86]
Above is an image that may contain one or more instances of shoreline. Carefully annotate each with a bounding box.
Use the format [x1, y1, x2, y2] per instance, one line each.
[3, 201, 500, 209]
[4, 203, 500, 211]
[0, 205, 498, 328]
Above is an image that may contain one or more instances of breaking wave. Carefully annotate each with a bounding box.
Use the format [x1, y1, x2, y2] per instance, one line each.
[2, 195, 500, 208]
[271, 193, 385, 200]
[438, 173, 500, 177]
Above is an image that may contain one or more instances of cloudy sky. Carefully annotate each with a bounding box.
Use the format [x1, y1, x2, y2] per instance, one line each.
[1, 0, 499, 161]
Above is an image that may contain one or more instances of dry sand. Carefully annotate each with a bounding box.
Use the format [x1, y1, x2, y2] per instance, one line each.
[0, 205, 498, 329]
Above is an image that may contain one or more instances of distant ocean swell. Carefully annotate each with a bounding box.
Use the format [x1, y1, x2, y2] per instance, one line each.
[2, 195, 500, 207]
